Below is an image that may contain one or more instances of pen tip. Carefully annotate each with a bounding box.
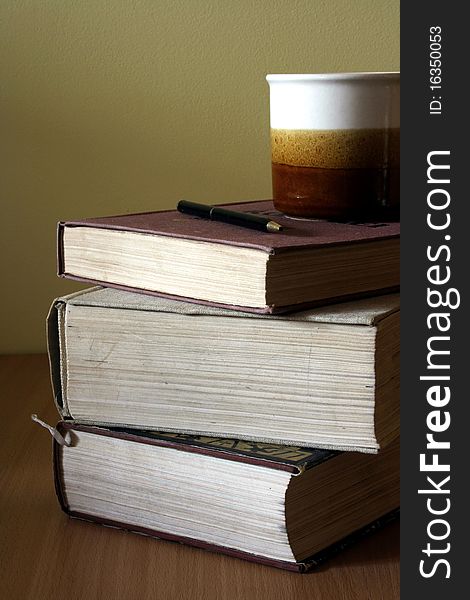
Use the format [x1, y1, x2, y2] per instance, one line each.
[267, 221, 283, 233]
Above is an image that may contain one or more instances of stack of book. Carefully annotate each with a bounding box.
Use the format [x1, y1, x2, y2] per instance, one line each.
[45, 199, 400, 572]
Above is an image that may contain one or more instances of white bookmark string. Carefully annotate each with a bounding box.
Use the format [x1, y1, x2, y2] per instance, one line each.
[31, 414, 72, 447]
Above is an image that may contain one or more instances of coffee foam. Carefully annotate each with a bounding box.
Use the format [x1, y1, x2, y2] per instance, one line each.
[270, 128, 400, 169]
[268, 78, 400, 130]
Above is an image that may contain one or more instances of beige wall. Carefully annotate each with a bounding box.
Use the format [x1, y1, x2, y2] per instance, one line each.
[1, 0, 399, 353]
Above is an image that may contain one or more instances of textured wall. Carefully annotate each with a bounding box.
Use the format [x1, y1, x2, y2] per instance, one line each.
[1, 0, 399, 352]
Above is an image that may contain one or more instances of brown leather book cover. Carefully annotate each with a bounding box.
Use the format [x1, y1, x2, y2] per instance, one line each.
[53, 423, 399, 572]
[58, 199, 400, 253]
[57, 200, 400, 313]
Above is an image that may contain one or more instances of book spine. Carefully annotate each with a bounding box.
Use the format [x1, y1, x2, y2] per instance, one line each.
[46, 300, 69, 418]
[56, 222, 65, 276]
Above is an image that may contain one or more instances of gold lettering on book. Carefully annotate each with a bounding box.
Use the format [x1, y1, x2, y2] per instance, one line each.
[154, 432, 314, 462]
[234, 441, 255, 452]
[254, 444, 313, 461]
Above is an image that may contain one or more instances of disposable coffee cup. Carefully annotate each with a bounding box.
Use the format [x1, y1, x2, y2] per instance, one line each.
[266, 73, 400, 220]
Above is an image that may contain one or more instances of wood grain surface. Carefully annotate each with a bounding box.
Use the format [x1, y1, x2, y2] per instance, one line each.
[0, 355, 399, 600]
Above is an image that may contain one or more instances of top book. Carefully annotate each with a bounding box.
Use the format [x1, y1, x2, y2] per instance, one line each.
[58, 200, 399, 313]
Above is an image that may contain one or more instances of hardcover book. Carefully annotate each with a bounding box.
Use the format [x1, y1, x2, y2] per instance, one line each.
[48, 287, 399, 453]
[53, 423, 400, 572]
[57, 200, 400, 313]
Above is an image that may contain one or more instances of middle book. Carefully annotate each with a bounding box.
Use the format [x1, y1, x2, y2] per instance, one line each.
[48, 287, 399, 454]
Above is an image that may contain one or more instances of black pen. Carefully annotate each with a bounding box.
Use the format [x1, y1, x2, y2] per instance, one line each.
[177, 200, 283, 233]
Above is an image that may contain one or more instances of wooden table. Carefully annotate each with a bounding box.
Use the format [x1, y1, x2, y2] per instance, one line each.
[0, 355, 399, 600]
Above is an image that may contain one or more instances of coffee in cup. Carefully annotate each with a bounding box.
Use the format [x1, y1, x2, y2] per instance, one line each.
[266, 73, 400, 220]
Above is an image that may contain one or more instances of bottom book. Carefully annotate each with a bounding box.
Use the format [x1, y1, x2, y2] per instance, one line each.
[53, 423, 399, 572]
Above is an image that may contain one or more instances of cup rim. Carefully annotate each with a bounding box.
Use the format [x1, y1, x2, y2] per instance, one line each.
[266, 72, 400, 82]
